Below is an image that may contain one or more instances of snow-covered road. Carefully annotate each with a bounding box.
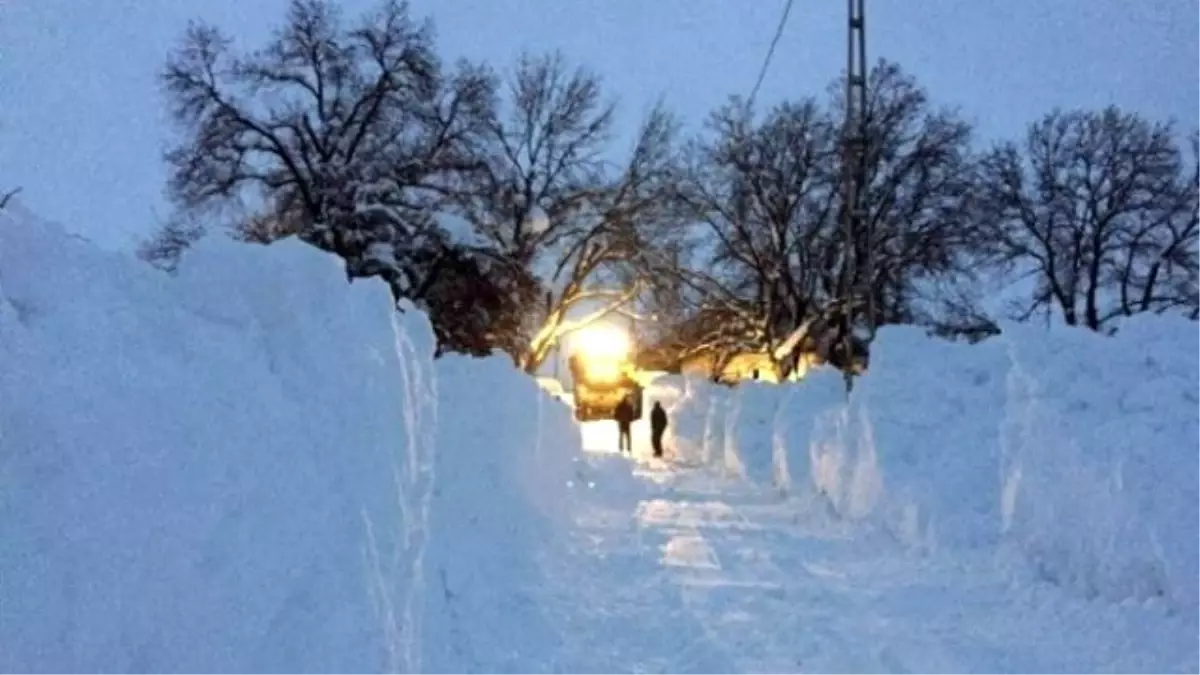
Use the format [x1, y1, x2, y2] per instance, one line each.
[538, 433, 1198, 674]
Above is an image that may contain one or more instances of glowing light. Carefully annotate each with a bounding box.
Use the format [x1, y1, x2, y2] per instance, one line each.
[583, 359, 622, 382]
[572, 324, 631, 359]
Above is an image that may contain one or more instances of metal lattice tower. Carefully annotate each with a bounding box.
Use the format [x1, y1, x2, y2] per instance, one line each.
[841, 0, 869, 387]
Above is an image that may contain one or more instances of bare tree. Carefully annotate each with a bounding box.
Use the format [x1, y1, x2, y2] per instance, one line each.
[162, 0, 494, 299]
[456, 52, 681, 372]
[977, 107, 1196, 330]
[1110, 131, 1199, 321]
[651, 61, 977, 374]
[662, 97, 840, 370]
[838, 61, 979, 331]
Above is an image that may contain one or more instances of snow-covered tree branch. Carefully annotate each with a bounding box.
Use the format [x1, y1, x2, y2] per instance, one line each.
[642, 61, 977, 374]
[452, 52, 682, 372]
[161, 0, 514, 354]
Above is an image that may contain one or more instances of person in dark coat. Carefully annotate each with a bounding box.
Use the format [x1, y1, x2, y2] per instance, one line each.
[614, 396, 634, 453]
[650, 401, 668, 458]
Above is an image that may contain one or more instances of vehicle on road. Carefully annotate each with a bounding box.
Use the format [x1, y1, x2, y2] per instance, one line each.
[568, 325, 643, 422]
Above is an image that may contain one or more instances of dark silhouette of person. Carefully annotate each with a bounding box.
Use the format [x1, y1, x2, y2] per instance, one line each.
[614, 396, 634, 453]
[650, 401, 668, 458]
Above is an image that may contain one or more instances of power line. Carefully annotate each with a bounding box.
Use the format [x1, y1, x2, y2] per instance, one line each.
[747, 0, 796, 108]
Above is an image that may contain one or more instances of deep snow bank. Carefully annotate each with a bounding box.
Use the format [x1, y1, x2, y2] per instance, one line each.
[811, 327, 1011, 550]
[1000, 316, 1199, 609]
[663, 318, 1198, 609]
[838, 318, 1199, 608]
[0, 208, 436, 672]
[772, 368, 846, 497]
[421, 354, 582, 673]
[0, 207, 585, 672]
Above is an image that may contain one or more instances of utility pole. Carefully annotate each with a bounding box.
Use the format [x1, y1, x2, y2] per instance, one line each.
[840, 0, 869, 390]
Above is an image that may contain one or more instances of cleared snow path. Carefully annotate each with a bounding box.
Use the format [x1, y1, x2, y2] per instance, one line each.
[538, 432, 1199, 674]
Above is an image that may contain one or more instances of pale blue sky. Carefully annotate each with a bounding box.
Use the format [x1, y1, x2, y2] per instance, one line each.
[1, 0, 1196, 249]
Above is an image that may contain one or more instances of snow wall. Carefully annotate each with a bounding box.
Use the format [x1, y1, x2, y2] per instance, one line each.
[0, 207, 584, 672]
[664, 320, 1199, 611]
[421, 353, 582, 673]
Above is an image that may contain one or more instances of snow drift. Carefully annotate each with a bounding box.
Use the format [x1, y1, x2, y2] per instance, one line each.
[811, 327, 1011, 551]
[0, 208, 434, 672]
[421, 354, 582, 673]
[0, 206, 583, 672]
[664, 318, 1199, 610]
[999, 316, 1199, 609]
[771, 368, 846, 498]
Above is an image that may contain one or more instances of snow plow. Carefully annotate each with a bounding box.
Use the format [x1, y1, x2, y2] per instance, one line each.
[567, 325, 643, 423]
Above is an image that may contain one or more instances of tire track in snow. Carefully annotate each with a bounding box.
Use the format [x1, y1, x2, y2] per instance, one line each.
[549, 448, 1199, 673]
[636, 481, 832, 673]
[538, 459, 740, 673]
[633, 469, 961, 673]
